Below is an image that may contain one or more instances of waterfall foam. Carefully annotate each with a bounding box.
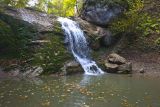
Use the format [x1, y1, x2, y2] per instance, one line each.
[58, 17, 104, 75]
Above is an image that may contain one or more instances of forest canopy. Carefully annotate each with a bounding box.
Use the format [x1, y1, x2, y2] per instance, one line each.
[0, 0, 77, 16]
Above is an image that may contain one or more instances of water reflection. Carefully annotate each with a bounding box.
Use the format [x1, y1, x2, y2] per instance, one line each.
[64, 75, 104, 107]
[0, 74, 160, 107]
[80, 75, 104, 87]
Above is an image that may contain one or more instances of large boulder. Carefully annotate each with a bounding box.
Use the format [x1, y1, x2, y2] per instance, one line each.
[80, 0, 126, 26]
[108, 53, 126, 64]
[118, 62, 132, 74]
[0, 6, 63, 45]
[104, 53, 132, 74]
[104, 61, 118, 73]
[61, 60, 84, 75]
[0, 6, 60, 33]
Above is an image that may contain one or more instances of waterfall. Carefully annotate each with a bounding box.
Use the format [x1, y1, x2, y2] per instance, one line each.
[58, 17, 104, 75]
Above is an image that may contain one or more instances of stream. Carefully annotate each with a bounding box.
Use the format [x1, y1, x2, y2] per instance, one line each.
[0, 74, 160, 107]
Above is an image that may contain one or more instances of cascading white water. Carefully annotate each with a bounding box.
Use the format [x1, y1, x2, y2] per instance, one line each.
[58, 17, 104, 75]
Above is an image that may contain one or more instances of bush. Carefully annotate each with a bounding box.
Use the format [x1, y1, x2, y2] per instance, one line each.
[110, 0, 144, 35]
[136, 15, 160, 37]
[155, 38, 160, 45]
[110, 0, 160, 49]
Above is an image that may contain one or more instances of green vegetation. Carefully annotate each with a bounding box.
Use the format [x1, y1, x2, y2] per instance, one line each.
[0, 20, 14, 53]
[0, 18, 35, 58]
[110, 0, 144, 34]
[0, 17, 71, 73]
[0, 0, 77, 16]
[47, 0, 76, 16]
[110, 0, 160, 50]
[0, 0, 75, 73]
[0, 0, 28, 8]
[155, 37, 160, 45]
[33, 36, 72, 74]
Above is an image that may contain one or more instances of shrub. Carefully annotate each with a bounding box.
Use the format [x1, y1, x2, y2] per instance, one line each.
[155, 38, 160, 45]
[110, 0, 160, 47]
[110, 0, 144, 35]
[136, 15, 160, 37]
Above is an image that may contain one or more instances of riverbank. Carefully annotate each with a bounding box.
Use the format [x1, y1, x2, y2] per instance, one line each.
[0, 50, 160, 78]
[120, 50, 160, 78]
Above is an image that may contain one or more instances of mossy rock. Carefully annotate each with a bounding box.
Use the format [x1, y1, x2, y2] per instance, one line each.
[0, 6, 73, 74]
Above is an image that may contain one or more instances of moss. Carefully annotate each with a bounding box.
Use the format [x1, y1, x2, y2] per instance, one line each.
[155, 38, 160, 45]
[0, 8, 73, 74]
[32, 34, 72, 74]
[0, 20, 13, 47]
[53, 20, 63, 35]
[0, 13, 38, 59]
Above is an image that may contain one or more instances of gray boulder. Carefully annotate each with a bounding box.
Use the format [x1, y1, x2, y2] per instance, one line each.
[104, 53, 132, 74]
[61, 60, 84, 75]
[108, 53, 126, 64]
[104, 61, 118, 73]
[20, 66, 43, 77]
[118, 62, 132, 74]
[80, 0, 125, 26]
[138, 68, 145, 74]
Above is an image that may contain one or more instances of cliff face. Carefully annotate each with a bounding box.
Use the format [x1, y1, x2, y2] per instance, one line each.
[0, 6, 64, 57]
[0, 6, 72, 75]
[0, 6, 61, 33]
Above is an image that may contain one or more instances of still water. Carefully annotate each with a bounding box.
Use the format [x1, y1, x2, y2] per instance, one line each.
[0, 74, 160, 107]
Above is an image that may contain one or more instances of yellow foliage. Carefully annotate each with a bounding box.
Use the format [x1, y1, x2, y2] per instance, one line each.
[48, 0, 76, 17]
[1, 0, 77, 17]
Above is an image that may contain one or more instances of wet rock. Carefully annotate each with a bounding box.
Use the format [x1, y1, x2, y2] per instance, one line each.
[62, 60, 84, 75]
[108, 53, 126, 64]
[90, 41, 100, 50]
[23, 66, 43, 77]
[1, 65, 43, 78]
[99, 30, 112, 47]
[75, 18, 114, 49]
[29, 66, 43, 77]
[104, 61, 118, 73]
[118, 62, 132, 74]
[9, 69, 20, 76]
[138, 68, 145, 73]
